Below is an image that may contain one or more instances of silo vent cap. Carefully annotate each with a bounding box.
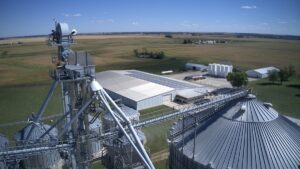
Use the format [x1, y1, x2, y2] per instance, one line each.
[263, 102, 273, 108]
[241, 104, 247, 111]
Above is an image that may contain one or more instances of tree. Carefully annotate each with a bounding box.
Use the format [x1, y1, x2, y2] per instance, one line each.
[226, 72, 248, 87]
[133, 49, 139, 57]
[165, 34, 173, 38]
[278, 68, 289, 84]
[268, 70, 279, 84]
[232, 67, 241, 73]
[287, 65, 296, 77]
[142, 47, 148, 55]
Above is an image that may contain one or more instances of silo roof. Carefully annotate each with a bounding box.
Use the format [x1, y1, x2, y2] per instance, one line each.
[222, 97, 278, 122]
[178, 97, 300, 169]
[15, 123, 58, 142]
[88, 115, 101, 129]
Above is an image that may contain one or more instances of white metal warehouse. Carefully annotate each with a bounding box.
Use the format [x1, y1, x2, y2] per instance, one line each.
[95, 70, 176, 110]
[246, 66, 279, 78]
[95, 70, 206, 110]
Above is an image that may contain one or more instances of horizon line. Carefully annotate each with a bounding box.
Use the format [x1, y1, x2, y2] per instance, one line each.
[1, 31, 300, 40]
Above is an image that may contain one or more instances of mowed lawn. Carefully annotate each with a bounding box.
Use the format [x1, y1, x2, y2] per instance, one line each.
[0, 84, 63, 140]
[248, 76, 300, 119]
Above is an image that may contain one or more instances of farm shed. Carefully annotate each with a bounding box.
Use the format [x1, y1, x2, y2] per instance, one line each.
[246, 66, 279, 78]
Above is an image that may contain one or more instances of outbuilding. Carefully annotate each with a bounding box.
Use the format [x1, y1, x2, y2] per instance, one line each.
[185, 63, 208, 71]
[246, 66, 279, 78]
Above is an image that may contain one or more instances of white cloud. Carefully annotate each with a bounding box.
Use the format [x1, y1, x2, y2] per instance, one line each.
[241, 6, 257, 9]
[73, 13, 81, 17]
[262, 22, 269, 26]
[278, 21, 288, 24]
[181, 22, 199, 27]
[95, 19, 115, 24]
[64, 13, 82, 17]
[132, 22, 139, 26]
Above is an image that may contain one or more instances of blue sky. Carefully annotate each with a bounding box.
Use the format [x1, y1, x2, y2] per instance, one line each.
[0, 0, 300, 37]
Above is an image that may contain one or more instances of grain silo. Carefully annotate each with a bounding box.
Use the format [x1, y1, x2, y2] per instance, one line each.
[88, 115, 103, 159]
[103, 104, 140, 132]
[15, 123, 64, 169]
[103, 104, 146, 169]
[169, 94, 300, 169]
[0, 134, 9, 169]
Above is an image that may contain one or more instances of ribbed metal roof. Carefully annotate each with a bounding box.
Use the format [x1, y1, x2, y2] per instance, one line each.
[176, 97, 300, 169]
[247, 67, 279, 74]
[15, 123, 58, 142]
[88, 115, 101, 130]
[95, 71, 175, 101]
[126, 70, 201, 90]
[222, 96, 278, 122]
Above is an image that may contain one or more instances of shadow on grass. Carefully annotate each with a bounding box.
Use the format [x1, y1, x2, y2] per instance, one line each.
[295, 94, 300, 97]
[287, 84, 300, 90]
[257, 82, 281, 86]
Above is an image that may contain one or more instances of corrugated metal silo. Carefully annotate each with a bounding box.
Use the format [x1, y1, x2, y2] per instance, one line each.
[15, 123, 64, 169]
[0, 134, 9, 169]
[88, 115, 103, 159]
[103, 104, 139, 132]
[169, 95, 300, 169]
[102, 104, 145, 169]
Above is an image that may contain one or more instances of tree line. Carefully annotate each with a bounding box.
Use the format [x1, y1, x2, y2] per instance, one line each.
[268, 65, 296, 84]
[133, 48, 165, 59]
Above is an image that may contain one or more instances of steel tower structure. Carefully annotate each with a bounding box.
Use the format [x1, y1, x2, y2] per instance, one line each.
[11, 22, 155, 169]
[0, 22, 249, 169]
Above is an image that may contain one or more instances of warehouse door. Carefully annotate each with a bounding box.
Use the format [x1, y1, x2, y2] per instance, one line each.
[163, 94, 172, 102]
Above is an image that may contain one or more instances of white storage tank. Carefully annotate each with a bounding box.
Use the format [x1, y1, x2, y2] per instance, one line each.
[208, 63, 233, 78]
[15, 123, 64, 169]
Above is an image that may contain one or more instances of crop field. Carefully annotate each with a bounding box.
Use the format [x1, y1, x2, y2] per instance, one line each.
[0, 35, 299, 168]
[1, 35, 300, 87]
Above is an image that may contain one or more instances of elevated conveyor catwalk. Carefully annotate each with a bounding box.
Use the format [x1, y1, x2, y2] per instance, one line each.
[0, 90, 248, 163]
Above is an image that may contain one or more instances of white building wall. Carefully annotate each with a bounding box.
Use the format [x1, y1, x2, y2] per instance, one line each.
[246, 70, 262, 78]
[105, 88, 176, 110]
[137, 90, 176, 110]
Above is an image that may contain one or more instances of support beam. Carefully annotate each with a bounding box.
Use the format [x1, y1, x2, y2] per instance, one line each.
[91, 79, 155, 169]
[25, 81, 58, 140]
[58, 97, 95, 139]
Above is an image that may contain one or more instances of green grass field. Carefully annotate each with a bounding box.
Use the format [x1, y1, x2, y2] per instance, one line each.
[140, 105, 175, 120]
